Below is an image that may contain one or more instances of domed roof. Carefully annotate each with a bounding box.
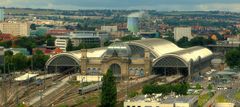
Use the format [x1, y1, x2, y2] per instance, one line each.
[105, 42, 132, 57]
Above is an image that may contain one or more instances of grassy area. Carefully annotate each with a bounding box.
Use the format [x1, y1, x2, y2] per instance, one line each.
[75, 93, 100, 106]
[216, 95, 229, 103]
[235, 90, 240, 101]
[128, 91, 139, 98]
[198, 92, 214, 107]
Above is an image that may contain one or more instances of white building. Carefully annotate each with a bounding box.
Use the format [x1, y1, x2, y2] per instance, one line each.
[55, 38, 68, 52]
[0, 22, 30, 36]
[0, 9, 4, 21]
[101, 26, 118, 32]
[124, 94, 198, 107]
[174, 27, 192, 41]
[215, 103, 235, 107]
[54, 31, 109, 50]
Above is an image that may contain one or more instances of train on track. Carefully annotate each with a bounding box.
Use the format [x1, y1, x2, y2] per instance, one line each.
[79, 82, 102, 95]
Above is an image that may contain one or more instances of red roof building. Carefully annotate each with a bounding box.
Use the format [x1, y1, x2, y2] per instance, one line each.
[47, 29, 70, 36]
[33, 48, 53, 55]
[0, 34, 15, 42]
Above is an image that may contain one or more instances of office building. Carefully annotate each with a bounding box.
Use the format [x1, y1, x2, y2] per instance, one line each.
[54, 31, 109, 52]
[101, 26, 118, 32]
[55, 38, 68, 52]
[0, 22, 30, 36]
[174, 27, 192, 41]
[0, 9, 4, 21]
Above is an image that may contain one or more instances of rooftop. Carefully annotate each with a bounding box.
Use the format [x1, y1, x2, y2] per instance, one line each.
[126, 94, 198, 104]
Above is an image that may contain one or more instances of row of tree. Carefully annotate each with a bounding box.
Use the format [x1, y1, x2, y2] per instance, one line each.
[0, 35, 56, 54]
[142, 83, 189, 95]
[173, 36, 216, 48]
[225, 46, 240, 69]
[2, 50, 49, 72]
[66, 39, 100, 51]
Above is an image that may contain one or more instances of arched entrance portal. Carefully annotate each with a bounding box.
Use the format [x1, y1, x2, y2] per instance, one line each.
[153, 56, 189, 77]
[109, 64, 121, 81]
[46, 55, 80, 74]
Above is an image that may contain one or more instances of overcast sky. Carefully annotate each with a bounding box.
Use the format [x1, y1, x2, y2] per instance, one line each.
[1, 0, 240, 11]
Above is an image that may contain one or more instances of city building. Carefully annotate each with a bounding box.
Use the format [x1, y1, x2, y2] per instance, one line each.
[174, 27, 193, 41]
[0, 22, 30, 36]
[124, 94, 198, 107]
[214, 103, 235, 107]
[0, 33, 15, 42]
[47, 29, 70, 36]
[46, 38, 213, 80]
[101, 26, 118, 32]
[54, 31, 109, 51]
[55, 38, 68, 52]
[0, 9, 4, 21]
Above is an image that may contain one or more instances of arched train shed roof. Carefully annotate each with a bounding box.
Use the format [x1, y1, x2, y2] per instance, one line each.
[46, 38, 213, 67]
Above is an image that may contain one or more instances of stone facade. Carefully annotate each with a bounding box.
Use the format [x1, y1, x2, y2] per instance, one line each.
[79, 49, 151, 80]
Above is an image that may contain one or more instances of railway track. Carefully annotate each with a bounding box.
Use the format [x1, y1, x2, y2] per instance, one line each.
[6, 74, 68, 107]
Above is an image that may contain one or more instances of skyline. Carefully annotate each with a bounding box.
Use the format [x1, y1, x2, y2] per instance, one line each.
[0, 0, 240, 11]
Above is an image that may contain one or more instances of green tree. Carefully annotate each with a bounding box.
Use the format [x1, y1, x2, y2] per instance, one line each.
[30, 24, 37, 30]
[4, 50, 13, 56]
[225, 48, 240, 68]
[163, 37, 175, 43]
[190, 37, 208, 46]
[0, 40, 12, 48]
[100, 69, 117, 107]
[15, 37, 36, 54]
[207, 84, 213, 90]
[12, 53, 28, 71]
[120, 35, 141, 41]
[177, 37, 190, 48]
[195, 83, 202, 89]
[32, 50, 50, 70]
[46, 36, 56, 46]
[66, 39, 73, 51]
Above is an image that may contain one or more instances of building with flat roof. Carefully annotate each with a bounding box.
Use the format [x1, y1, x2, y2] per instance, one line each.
[0, 22, 30, 36]
[55, 38, 68, 52]
[101, 26, 118, 32]
[46, 38, 213, 80]
[124, 94, 198, 107]
[54, 31, 109, 49]
[174, 27, 192, 41]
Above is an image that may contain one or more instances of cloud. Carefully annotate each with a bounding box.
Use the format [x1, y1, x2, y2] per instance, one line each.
[0, 0, 240, 11]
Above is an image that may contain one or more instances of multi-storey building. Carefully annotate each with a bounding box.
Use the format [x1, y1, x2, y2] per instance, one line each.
[0, 22, 30, 36]
[55, 38, 68, 52]
[174, 27, 192, 41]
[54, 31, 109, 52]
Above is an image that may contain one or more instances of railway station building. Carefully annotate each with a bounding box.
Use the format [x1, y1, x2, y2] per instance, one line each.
[45, 38, 213, 80]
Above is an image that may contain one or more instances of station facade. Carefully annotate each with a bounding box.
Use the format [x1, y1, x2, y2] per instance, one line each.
[45, 38, 213, 80]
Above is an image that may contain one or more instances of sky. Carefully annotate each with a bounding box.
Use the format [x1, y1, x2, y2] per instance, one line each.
[1, 0, 240, 11]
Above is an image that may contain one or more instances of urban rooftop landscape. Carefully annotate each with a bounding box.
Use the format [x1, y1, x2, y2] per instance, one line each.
[1, 0, 240, 107]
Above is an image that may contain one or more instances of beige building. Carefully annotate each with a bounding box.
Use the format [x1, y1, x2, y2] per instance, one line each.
[46, 38, 213, 81]
[124, 95, 198, 107]
[174, 27, 192, 41]
[0, 22, 30, 36]
[101, 25, 118, 32]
